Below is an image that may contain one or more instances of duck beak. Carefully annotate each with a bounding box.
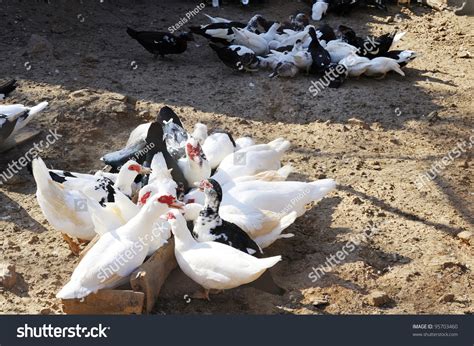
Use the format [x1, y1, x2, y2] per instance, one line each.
[169, 200, 185, 210]
[140, 167, 152, 175]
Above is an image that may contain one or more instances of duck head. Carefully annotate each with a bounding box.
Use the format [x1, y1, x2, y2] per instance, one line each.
[186, 137, 207, 166]
[198, 179, 223, 203]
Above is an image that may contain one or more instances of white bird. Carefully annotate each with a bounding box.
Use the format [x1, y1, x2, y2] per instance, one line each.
[324, 40, 359, 63]
[223, 179, 337, 217]
[184, 165, 294, 205]
[60, 160, 150, 204]
[166, 210, 282, 300]
[178, 136, 211, 186]
[203, 13, 231, 23]
[261, 22, 281, 43]
[191, 123, 208, 145]
[364, 57, 405, 78]
[235, 136, 255, 150]
[312, 0, 329, 21]
[32, 157, 98, 255]
[85, 191, 139, 236]
[0, 101, 48, 143]
[232, 27, 269, 56]
[339, 53, 371, 77]
[202, 132, 236, 170]
[212, 138, 291, 186]
[56, 194, 183, 299]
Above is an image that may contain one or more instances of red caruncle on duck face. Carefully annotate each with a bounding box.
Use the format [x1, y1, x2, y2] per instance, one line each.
[186, 142, 202, 162]
[139, 191, 152, 206]
[128, 163, 143, 173]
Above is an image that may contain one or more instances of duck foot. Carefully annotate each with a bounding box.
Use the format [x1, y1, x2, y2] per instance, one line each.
[191, 288, 211, 301]
[375, 74, 386, 80]
[209, 289, 224, 295]
[62, 233, 81, 256]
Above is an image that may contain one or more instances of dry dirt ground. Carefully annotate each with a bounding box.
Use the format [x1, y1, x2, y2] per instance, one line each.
[0, 0, 473, 315]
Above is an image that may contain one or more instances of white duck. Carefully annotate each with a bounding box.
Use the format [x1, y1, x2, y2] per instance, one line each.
[212, 137, 290, 186]
[324, 40, 359, 63]
[202, 132, 236, 170]
[56, 194, 183, 299]
[339, 53, 371, 77]
[364, 57, 405, 78]
[178, 137, 212, 186]
[0, 101, 48, 143]
[203, 14, 231, 24]
[223, 179, 337, 217]
[312, 0, 329, 21]
[232, 27, 268, 56]
[33, 157, 97, 255]
[235, 136, 255, 150]
[85, 191, 139, 236]
[60, 160, 150, 204]
[191, 123, 208, 145]
[167, 210, 282, 300]
[184, 164, 294, 205]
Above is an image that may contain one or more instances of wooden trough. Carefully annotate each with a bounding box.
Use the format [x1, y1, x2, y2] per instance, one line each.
[61, 238, 177, 314]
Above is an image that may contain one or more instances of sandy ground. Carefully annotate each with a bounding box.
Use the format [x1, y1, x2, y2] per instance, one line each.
[0, 0, 473, 315]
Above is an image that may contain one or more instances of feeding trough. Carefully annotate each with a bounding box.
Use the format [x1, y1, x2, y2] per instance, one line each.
[61, 238, 177, 315]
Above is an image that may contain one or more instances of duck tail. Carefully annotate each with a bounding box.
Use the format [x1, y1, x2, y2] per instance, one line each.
[277, 164, 294, 179]
[126, 27, 138, 40]
[258, 255, 282, 269]
[392, 62, 405, 76]
[309, 178, 337, 201]
[32, 157, 52, 193]
[56, 281, 93, 300]
[28, 101, 48, 116]
[268, 138, 291, 154]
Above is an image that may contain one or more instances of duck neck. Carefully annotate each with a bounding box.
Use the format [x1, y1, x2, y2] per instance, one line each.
[198, 192, 221, 222]
[173, 219, 197, 250]
[115, 170, 136, 196]
[123, 204, 158, 238]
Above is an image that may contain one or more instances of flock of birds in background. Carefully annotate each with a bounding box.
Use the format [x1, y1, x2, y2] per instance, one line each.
[126, 0, 416, 83]
[0, 95, 336, 300]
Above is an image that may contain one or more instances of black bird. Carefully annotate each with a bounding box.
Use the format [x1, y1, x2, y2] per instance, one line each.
[126, 27, 194, 58]
[308, 27, 331, 74]
[317, 24, 337, 43]
[193, 179, 262, 255]
[324, 63, 348, 89]
[329, 0, 359, 16]
[159, 105, 184, 128]
[339, 25, 399, 58]
[209, 43, 260, 72]
[0, 79, 17, 100]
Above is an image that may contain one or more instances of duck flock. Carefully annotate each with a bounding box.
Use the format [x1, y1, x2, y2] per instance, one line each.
[126, 7, 416, 84]
[0, 101, 334, 300]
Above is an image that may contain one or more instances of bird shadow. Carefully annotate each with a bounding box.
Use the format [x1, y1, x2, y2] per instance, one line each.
[0, 191, 48, 234]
